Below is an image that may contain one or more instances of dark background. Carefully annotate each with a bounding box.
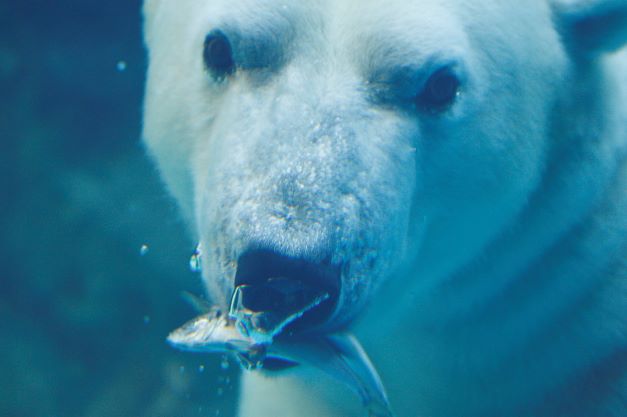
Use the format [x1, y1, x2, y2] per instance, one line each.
[0, 1, 238, 416]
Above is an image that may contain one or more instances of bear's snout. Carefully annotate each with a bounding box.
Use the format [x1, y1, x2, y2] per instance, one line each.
[233, 249, 341, 334]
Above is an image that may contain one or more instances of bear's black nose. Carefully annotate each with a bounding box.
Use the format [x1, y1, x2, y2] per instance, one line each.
[233, 249, 340, 334]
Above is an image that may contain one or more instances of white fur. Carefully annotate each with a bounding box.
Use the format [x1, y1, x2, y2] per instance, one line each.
[142, 0, 627, 416]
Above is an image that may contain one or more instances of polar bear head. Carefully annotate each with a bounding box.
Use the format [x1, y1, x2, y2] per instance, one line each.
[143, 0, 627, 331]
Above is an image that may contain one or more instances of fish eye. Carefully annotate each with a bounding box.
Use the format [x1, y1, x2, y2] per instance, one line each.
[203, 30, 235, 80]
[416, 67, 460, 113]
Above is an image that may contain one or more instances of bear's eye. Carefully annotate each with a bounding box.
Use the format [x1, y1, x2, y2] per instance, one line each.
[203, 31, 235, 80]
[417, 67, 460, 113]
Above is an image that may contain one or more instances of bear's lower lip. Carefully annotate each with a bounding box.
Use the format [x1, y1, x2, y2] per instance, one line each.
[233, 249, 340, 334]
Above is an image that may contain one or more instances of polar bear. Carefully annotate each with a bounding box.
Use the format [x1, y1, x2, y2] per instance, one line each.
[142, 0, 627, 416]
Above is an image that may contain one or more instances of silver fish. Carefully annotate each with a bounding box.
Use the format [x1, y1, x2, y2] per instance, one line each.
[167, 307, 394, 417]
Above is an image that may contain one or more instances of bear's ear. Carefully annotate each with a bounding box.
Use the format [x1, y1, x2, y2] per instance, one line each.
[552, 0, 627, 56]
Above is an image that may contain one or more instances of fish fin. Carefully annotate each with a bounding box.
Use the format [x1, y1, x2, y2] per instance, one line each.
[260, 356, 300, 372]
[326, 334, 393, 416]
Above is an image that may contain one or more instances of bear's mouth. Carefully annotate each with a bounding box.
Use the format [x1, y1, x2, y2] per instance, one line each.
[232, 249, 340, 337]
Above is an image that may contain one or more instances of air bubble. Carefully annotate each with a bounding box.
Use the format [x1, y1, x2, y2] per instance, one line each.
[143, 315, 151, 324]
[216, 387, 224, 397]
[116, 60, 127, 72]
[189, 243, 203, 272]
[220, 356, 230, 370]
[140, 244, 149, 256]
[198, 364, 205, 373]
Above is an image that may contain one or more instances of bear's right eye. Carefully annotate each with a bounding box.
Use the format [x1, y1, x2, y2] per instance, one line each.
[203, 31, 235, 80]
[416, 67, 460, 113]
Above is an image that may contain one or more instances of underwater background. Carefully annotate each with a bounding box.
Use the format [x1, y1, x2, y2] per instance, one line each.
[0, 1, 238, 416]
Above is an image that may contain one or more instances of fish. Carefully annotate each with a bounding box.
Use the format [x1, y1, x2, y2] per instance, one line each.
[167, 300, 394, 417]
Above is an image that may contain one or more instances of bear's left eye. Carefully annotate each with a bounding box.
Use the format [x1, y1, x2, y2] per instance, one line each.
[203, 30, 235, 80]
[416, 67, 460, 113]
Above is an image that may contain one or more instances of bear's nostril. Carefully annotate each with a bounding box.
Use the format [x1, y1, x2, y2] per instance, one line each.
[233, 249, 340, 334]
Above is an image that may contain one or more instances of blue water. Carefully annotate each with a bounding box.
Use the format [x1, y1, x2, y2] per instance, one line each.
[0, 1, 238, 416]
